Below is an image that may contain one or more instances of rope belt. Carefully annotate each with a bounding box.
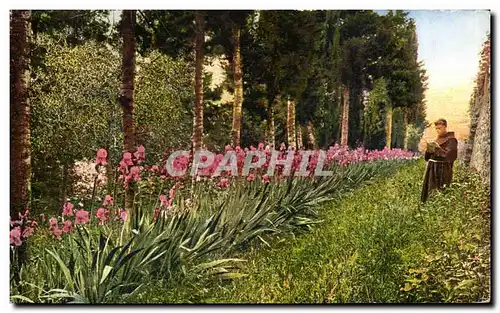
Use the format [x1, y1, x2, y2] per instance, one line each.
[428, 159, 445, 163]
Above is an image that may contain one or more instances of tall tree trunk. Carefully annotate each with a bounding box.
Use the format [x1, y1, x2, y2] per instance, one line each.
[266, 94, 277, 149]
[336, 85, 343, 144]
[340, 86, 350, 147]
[192, 11, 205, 152]
[10, 9, 31, 276]
[403, 108, 409, 150]
[385, 104, 393, 149]
[296, 124, 303, 149]
[10, 10, 31, 219]
[231, 26, 243, 148]
[287, 97, 296, 149]
[119, 10, 136, 229]
[306, 120, 317, 149]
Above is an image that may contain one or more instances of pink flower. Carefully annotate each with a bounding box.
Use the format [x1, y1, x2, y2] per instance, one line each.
[18, 209, 29, 220]
[63, 202, 74, 216]
[62, 220, 73, 233]
[120, 210, 127, 222]
[262, 174, 271, 183]
[247, 173, 256, 182]
[96, 148, 108, 166]
[122, 152, 133, 166]
[119, 152, 134, 176]
[151, 165, 160, 173]
[168, 186, 176, 200]
[49, 217, 58, 228]
[102, 195, 114, 207]
[51, 227, 62, 240]
[10, 227, 22, 246]
[173, 156, 189, 172]
[31, 220, 38, 228]
[75, 209, 89, 225]
[216, 178, 229, 189]
[96, 208, 109, 224]
[129, 166, 141, 181]
[41, 214, 46, 222]
[159, 195, 171, 207]
[134, 145, 146, 163]
[22, 226, 34, 238]
[119, 160, 129, 175]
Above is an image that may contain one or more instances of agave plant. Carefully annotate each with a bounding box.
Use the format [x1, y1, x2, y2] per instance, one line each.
[17, 224, 162, 303]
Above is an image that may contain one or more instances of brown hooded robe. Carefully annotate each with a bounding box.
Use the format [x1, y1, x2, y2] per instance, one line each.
[421, 131, 458, 202]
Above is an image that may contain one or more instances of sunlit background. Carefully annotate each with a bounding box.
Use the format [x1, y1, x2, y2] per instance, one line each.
[407, 10, 490, 141]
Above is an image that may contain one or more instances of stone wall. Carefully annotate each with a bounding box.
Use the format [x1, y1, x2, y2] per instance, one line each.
[469, 73, 491, 186]
[465, 37, 491, 187]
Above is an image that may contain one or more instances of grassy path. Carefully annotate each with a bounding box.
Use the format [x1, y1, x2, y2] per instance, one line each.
[133, 160, 490, 303]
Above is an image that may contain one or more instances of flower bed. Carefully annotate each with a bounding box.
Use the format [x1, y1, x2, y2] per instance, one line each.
[10, 144, 415, 303]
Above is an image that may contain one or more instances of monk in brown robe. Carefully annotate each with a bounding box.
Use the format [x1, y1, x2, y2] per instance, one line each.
[421, 119, 458, 202]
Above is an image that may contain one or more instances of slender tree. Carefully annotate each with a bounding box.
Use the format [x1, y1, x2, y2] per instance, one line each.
[296, 124, 303, 149]
[192, 11, 205, 152]
[287, 97, 297, 148]
[119, 10, 136, 228]
[385, 103, 393, 149]
[10, 10, 32, 220]
[231, 25, 243, 147]
[340, 86, 350, 146]
[10, 9, 31, 274]
[403, 107, 409, 150]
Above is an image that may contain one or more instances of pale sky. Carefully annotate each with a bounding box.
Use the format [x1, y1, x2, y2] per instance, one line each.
[409, 10, 490, 140]
[410, 10, 490, 89]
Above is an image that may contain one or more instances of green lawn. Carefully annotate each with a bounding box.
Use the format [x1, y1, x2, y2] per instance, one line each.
[129, 160, 490, 304]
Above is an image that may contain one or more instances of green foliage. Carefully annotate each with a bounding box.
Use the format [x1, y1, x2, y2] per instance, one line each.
[406, 123, 425, 152]
[135, 51, 194, 160]
[205, 10, 254, 64]
[29, 40, 200, 214]
[399, 168, 490, 303]
[31, 10, 111, 45]
[31, 41, 121, 163]
[30, 40, 121, 214]
[126, 9, 427, 149]
[364, 78, 389, 149]
[30, 10, 113, 74]
[391, 107, 405, 148]
[135, 10, 196, 59]
[12, 225, 167, 303]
